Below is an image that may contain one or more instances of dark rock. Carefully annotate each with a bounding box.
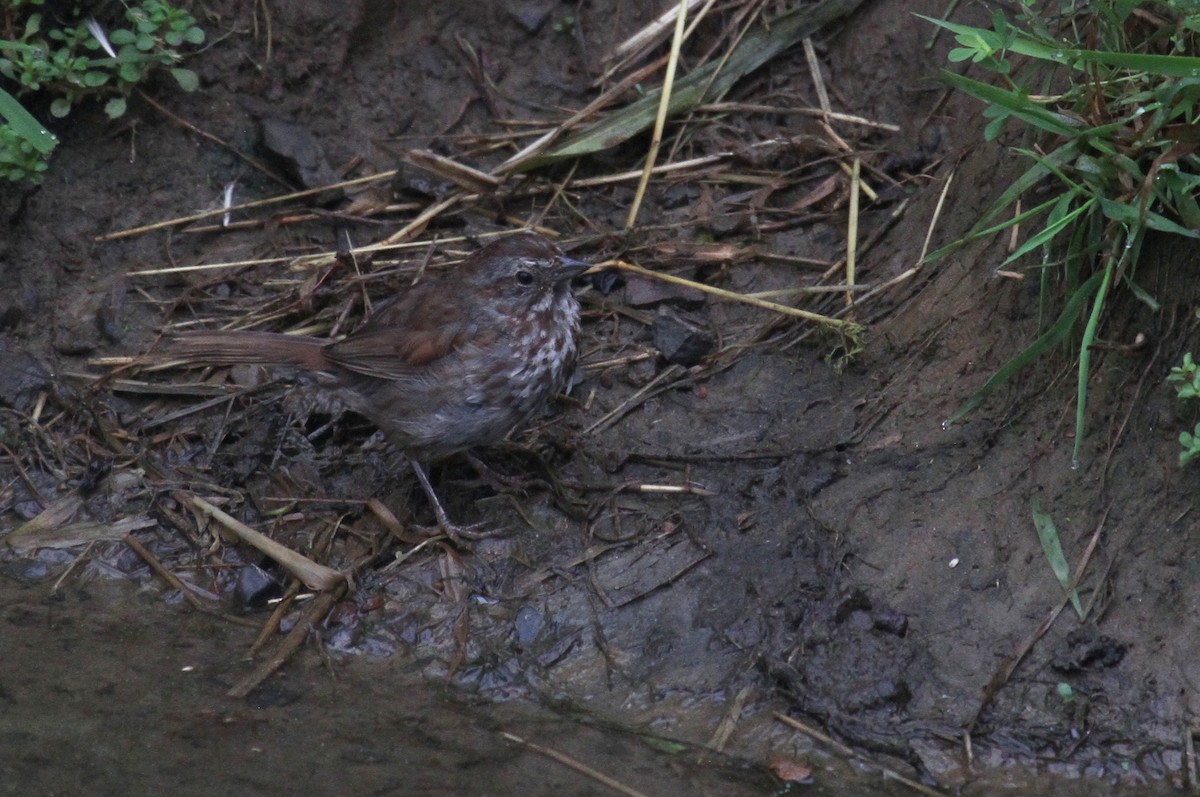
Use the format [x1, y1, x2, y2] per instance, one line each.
[652, 308, 714, 366]
[1052, 628, 1127, 673]
[514, 605, 544, 646]
[234, 564, 281, 609]
[661, 183, 699, 210]
[508, 2, 553, 33]
[871, 606, 909, 637]
[0, 349, 54, 410]
[52, 323, 99, 355]
[590, 268, 623, 295]
[259, 118, 344, 204]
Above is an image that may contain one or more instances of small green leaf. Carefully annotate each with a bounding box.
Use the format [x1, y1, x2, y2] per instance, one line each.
[104, 96, 126, 118]
[183, 27, 204, 45]
[1031, 499, 1083, 619]
[983, 114, 1006, 141]
[1122, 274, 1160, 312]
[108, 28, 136, 45]
[170, 68, 198, 91]
[118, 61, 142, 82]
[49, 97, 71, 117]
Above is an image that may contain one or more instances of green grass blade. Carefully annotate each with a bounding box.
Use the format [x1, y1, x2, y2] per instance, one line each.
[967, 143, 1081, 239]
[1031, 499, 1084, 619]
[924, 193, 1065, 262]
[1073, 254, 1115, 466]
[945, 271, 1103, 426]
[0, 87, 57, 154]
[999, 194, 1094, 268]
[939, 71, 1081, 138]
[924, 144, 1081, 263]
[1123, 274, 1160, 311]
[1069, 49, 1200, 78]
[912, 14, 990, 40]
[1098, 196, 1200, 237]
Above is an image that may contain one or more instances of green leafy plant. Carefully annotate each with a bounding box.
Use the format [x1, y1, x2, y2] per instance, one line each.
[0, 0, 204, 182]
[1168, 350, 1200, 465]
[920, 2, 1200, 465]
[0, 83, 55, 181]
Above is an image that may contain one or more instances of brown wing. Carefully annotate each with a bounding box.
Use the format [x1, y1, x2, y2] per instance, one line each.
[322, 281, 481, 380]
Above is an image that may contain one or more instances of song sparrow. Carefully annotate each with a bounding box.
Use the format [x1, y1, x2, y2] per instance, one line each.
[162, 232, 590, 536]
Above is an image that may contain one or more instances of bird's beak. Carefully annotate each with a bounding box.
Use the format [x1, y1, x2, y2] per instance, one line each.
[556, 256, 592, 280]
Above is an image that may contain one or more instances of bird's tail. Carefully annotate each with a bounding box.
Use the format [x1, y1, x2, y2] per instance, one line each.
[157, 331, 332, 371]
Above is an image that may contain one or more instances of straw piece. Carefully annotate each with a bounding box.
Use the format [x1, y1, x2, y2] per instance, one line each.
[626, 0, 690, 230]
[501, 732, 653, 797]
[186, 493, 345, 592]
[610, 259, 860, 330]
[227, 585, 345, 699]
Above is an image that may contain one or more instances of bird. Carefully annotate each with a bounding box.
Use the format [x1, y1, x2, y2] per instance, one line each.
[160, 232, 590, 537]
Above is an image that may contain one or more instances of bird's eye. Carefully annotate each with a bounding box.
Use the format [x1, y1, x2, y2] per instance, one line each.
[515, 270, 535, 286]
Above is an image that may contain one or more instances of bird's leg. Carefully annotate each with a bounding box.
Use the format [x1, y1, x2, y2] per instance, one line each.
[464, 452, 535, 492]
[410, 459, 496, 541]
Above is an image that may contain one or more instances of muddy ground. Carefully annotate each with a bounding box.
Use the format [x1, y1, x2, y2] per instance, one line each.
[2, 0, 1198, 793]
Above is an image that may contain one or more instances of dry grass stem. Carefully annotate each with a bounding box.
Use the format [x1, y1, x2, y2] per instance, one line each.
[920, 168, 956, 264]
[845, 157, 860, 312]
[609, 259, 860, 330]
[381, 194, 464, 245]
[1007, 197, 1022, 253]
[817, 117, 879, 202]
[571, 151, 729, 186]
[803, 37, 831, 113]
[125, 231, 490, 278]
[9, 511, 155, 552]
[366, 497, 427, 546]
[123, 533, 209, 611]
[696, 102, 899, 131]
[774, 713, 951, 797]
[584, 364, 685, 436]
[625, 0, 691, 230]
[703, 683, 752, 755]
[137, 90, 291, 188]
[496, 56, 671, 174]
[1186, 725, 1198, 791]
[581, 351, 658, 371]
[6, 493, 83, 551]
[227, 585, 346, 699]
[248, 586, 300, 656]
[100, 170, 398, 242]
[119, 148, 763, 277]
[500, 732, 653, 797]
[187, 494, 345, 592]
[406, 149, 500, 192]
[749, 285, 870, 298]
[605, 0, 705, 66]
[634, 482, 715, 496]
